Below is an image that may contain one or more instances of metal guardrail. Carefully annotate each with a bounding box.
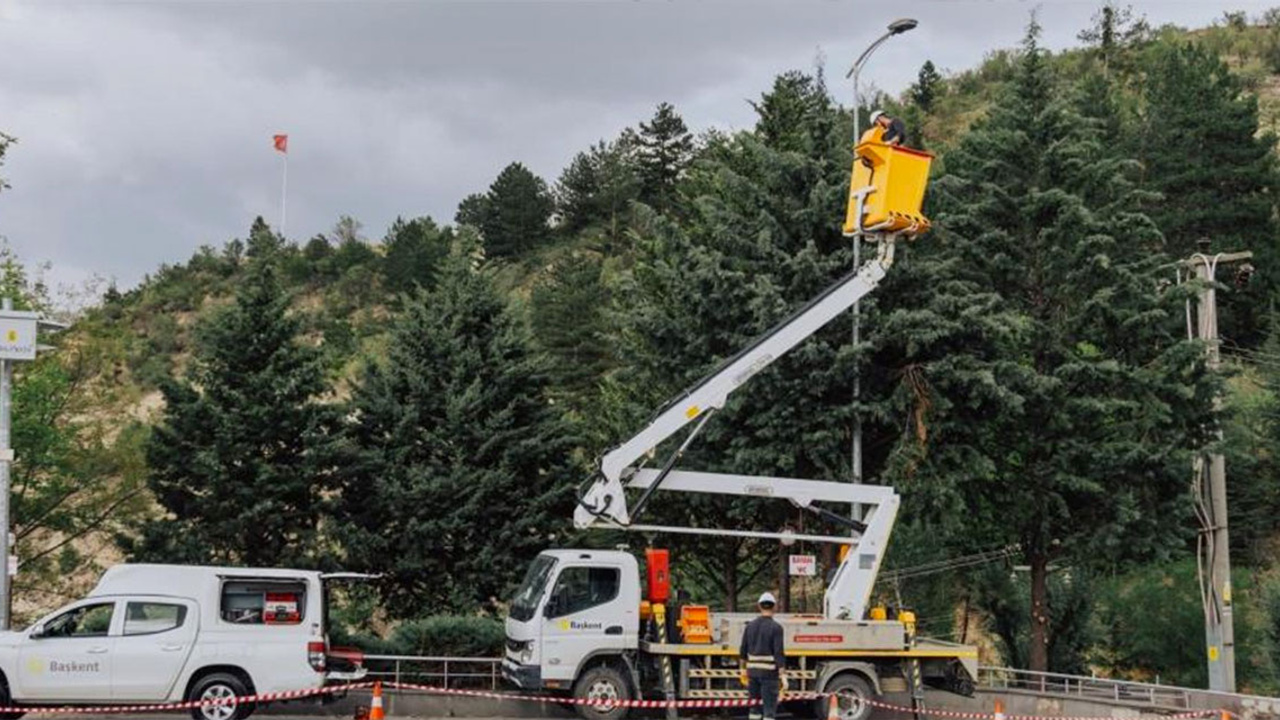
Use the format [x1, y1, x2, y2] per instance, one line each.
[978, 666, 1197, 709]
[361, 655, 502, 690]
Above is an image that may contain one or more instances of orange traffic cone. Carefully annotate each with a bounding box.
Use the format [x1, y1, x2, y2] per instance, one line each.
[827, 693, 840, 720]
[994, 699, 1005, 720]
[370, 682, 386, 720]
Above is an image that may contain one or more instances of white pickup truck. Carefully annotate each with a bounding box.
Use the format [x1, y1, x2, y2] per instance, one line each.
[0, 564, 368, 720]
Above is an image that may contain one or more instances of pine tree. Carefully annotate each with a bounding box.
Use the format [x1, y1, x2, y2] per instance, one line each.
[128, 254, 331, 566]
[1135, 40, 1276, 343]
[750, 71, 835, 156]
[245, 216, 284, 260]
[381, 216, 450, 296]
[554, 139, 640, 244]
[636, 102, 694, 209]
[910, 61, 943, 113]
[1077, 3, 1151, 77]
[530, 252, 612, 414]
[895, 23, 1217, 672]
[331, 257, 576, 616]
[456, 163, 554, 259]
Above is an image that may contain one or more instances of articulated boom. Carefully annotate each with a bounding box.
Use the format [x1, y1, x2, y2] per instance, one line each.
[572, 133, 934, 622]
[574, 238, 898, 529]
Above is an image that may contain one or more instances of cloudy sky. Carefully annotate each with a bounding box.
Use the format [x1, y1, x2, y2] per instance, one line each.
[0, 0, 1273, 297]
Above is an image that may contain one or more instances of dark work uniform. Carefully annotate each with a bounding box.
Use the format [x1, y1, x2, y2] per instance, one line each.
[882, 117, 908, 146]
[740, 616, 786, 720]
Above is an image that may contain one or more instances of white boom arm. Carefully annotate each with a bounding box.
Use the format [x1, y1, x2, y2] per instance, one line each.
[624, 468, 900, 621]
[575, 237, 899, 530]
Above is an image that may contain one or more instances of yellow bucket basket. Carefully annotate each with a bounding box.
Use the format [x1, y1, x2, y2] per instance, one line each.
[841, 137, 934, 237]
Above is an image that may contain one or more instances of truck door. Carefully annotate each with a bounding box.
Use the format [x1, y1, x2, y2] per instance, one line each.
[539, 563, 632, 683]
[16, 600, 118, 701]
[110, 597, 198, 701]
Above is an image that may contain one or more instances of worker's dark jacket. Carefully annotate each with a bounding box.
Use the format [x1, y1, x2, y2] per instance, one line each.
[740, 616, 786, 678]
[883, 117, 908, 146]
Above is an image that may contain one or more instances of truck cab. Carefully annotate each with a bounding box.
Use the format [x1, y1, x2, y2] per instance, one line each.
[503, 550, 640, 692]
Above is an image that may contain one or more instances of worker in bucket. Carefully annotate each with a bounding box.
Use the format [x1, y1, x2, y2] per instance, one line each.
[740, 591, 787, 720]
[869, 109, 907, 146]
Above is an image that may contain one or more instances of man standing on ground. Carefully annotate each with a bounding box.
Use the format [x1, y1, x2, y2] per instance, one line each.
[740, 592, 787, 720]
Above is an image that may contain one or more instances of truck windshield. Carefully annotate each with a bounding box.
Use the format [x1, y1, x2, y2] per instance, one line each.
[509, 555, 557, 622]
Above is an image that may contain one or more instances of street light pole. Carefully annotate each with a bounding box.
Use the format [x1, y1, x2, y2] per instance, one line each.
[844, 18, 918, 488]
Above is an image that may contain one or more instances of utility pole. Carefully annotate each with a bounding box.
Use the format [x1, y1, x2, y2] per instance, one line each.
[1180, 242, 1252, 693]
[0, 299, 65, 629]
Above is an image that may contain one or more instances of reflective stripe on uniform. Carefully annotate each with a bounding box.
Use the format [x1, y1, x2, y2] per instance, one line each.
[747, 654, 776, 670]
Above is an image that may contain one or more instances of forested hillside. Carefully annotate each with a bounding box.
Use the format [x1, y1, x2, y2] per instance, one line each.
[4, 5, 1280, 692]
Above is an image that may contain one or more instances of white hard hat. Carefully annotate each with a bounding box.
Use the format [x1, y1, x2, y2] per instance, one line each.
[869, 110, 886, 123]
[758, 592, 777, 606]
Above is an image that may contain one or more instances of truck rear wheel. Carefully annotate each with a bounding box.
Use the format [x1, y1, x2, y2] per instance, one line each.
[818, 674, 875, 720]
[189, 672, 255, 720]
[573, 665, 631, 720]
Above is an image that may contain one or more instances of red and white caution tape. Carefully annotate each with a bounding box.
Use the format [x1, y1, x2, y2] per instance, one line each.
[0, 681, 372, 715]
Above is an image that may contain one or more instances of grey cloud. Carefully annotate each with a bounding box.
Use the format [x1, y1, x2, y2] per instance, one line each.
[0, 0, 1268, 296]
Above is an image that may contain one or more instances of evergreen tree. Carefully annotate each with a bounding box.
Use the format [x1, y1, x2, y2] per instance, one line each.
[554, 139, 641, 244]
[381, 216, 450, 296]
[910, 61, 943, 112]
[128, 255, 331, 566]
[530, 252, 612, 413]
[456, 163, 554, 259]
[750, 71, 835, 156]
[1077, 3, 1151, 77]
[898, 23, 1216, 672]
[246, 216, 284, 260]
[636, 102, 694, 209]
[1134, 40, 1276, 341]
[331, 258, 575, 616]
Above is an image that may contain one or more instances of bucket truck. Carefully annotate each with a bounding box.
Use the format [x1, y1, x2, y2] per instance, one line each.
[504, 133, 976, 720]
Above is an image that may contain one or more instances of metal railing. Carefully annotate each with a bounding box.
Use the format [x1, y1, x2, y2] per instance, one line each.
[361, 655, 502, 690]
[977, 666, 1263, 710]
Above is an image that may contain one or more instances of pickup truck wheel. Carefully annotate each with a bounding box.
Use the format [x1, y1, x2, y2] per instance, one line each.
[0, 678, 23, 720]
[189, 673, 254, 720]
[818, 674, 874, 720]
[573, 666, 631, 720]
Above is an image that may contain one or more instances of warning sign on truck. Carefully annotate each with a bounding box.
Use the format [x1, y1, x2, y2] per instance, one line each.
[788, 555, 816, 577]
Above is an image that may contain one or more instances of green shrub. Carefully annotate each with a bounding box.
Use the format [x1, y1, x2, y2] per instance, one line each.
[329, 614, 505, 658]
[389, 616, 506, 657]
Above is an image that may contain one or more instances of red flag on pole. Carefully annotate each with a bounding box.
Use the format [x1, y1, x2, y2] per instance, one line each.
[273, 134, 288, 153]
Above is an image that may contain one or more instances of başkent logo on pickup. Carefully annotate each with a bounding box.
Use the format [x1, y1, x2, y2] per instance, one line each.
[794, 634, 844, 643]
[26, 657, 102, 674]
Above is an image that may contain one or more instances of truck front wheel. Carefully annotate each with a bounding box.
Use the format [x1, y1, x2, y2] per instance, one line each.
[189, 672, 255, 720]
[818, 674, 875, 720]
[0, 676, 23, 720]
[573, 665, 632, 720]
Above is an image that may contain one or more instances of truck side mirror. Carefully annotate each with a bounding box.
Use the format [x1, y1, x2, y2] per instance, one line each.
[543, 597, 560, 618]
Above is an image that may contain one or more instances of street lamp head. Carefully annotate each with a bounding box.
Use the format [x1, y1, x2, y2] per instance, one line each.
[888, 18, 919, 34]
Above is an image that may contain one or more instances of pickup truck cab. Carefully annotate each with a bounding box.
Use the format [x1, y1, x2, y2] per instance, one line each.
[0, 564, 368, 720]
